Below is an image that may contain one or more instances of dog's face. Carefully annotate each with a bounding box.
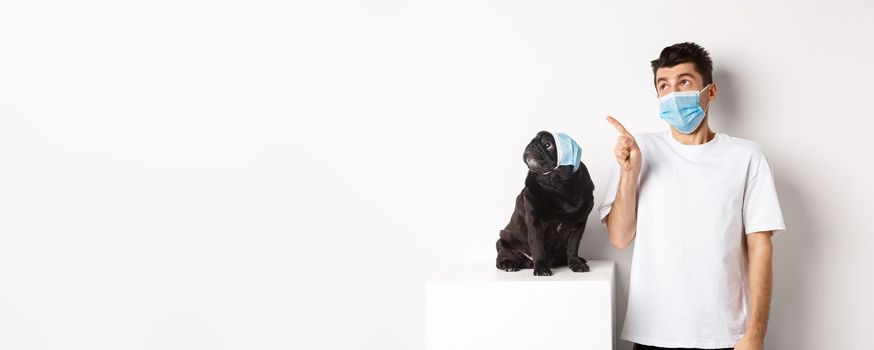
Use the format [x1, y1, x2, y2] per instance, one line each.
[523, 131, 558, 174]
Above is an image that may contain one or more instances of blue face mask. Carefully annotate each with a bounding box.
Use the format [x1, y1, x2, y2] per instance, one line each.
[541, 131, 582, 174]
[658, 84, 711, 134]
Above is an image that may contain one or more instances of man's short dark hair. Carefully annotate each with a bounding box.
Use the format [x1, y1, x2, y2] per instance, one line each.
[651, 42, 713, 87]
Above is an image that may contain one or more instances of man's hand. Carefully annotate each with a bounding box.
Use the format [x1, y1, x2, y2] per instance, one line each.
[734, 332, 764, 350]
[607, 116, 641, 174]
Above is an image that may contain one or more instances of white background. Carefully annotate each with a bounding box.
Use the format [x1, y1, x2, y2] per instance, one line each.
[2, 1, 872, 349]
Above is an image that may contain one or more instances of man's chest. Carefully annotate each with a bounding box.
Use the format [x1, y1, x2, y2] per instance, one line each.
[638, 149, 750, 219]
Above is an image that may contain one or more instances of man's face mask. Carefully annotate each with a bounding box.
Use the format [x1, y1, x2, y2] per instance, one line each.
[658, 84, 711, 134]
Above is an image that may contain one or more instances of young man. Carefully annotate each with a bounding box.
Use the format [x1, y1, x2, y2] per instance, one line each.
[599, 42, 786, 350]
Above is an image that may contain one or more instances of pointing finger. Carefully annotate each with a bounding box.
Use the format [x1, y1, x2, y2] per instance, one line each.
[606, 115, 631, 136]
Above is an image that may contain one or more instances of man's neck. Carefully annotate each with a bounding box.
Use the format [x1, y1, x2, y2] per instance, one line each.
[670, 121, 715, 145]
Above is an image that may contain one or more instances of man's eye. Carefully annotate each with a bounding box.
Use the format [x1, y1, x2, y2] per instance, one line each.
[681, 80, 690, 86]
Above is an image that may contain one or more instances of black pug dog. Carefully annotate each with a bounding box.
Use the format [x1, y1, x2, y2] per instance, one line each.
[495, 131, 595, 276]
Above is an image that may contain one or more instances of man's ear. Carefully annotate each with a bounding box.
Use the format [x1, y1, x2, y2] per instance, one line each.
[707, 83, 718, 102]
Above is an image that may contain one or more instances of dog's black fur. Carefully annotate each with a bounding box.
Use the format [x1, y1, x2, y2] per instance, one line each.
[495, 131, 595, 276]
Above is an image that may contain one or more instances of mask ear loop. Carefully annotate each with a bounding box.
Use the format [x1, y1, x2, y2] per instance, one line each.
[698, 84, 717, 140]
[699, 83, 713, 117]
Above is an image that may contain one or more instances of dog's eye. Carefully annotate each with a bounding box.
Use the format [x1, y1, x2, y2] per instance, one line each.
[544, 142, 551, 148]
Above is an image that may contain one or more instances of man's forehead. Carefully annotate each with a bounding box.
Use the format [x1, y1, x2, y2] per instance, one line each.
[655, 63, 702, 81]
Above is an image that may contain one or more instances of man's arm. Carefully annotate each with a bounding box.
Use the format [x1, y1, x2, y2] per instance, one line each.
[745, 231, 773, 341]
[605, 116, 642, 250]
[606, 169, 639, 249]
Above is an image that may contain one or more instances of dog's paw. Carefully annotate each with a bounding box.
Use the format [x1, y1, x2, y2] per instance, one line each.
[519, 259, 533, 269]
[533, 265, 553, 276]
[568, 257, 590, 272]
[496, 260, 522, 272]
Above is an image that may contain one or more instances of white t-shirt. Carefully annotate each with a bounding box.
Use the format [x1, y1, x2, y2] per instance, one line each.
[598, 130, 786, 349]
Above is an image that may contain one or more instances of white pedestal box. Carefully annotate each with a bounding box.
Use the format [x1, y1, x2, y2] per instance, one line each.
[426, 260, 615, 350]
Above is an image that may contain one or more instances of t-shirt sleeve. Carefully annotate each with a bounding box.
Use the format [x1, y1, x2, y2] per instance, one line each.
[598, 162, 621, 224]
[743, 150, 787, 236]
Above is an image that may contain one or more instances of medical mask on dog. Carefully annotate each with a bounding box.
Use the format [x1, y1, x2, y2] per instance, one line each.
[545, 131, 582, 174]
[658, 84, 711, 134]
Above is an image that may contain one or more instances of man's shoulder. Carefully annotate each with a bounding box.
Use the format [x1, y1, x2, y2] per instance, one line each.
[719, 133, 767, 156]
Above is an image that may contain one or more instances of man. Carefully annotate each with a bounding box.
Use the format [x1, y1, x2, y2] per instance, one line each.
[599, 42, 786, 350]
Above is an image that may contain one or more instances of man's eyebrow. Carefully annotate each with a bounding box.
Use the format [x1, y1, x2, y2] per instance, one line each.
[655, 73, 696, 83]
